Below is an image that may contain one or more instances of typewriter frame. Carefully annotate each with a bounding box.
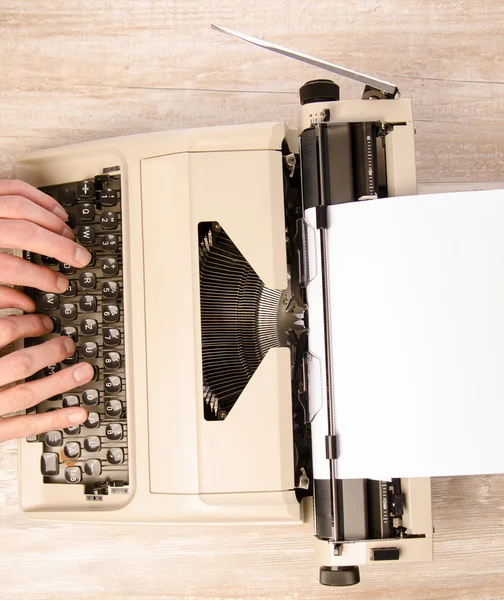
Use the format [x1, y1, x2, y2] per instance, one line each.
[15, 90, 433, 584]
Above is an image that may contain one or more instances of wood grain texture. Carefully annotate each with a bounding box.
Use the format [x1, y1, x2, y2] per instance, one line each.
[0, 0, 503, 598]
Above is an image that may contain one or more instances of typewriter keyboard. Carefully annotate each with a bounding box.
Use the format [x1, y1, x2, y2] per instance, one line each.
[24, 170, 129, 495]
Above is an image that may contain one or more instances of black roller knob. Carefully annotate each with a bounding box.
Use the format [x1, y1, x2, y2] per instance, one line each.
[299, 79, 340, 105]
[319, 566, 360, 587]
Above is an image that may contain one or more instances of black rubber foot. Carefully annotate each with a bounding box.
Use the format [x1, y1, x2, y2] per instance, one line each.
[299, 79, 340, 105]
[319, 566, 360, 587]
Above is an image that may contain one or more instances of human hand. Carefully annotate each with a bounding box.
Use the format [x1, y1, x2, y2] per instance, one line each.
[0, 179, 94, 442]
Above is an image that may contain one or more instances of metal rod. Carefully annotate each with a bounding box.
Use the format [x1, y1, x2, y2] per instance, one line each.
[316, 124, 340, 543]
[211, 23, 398, 95]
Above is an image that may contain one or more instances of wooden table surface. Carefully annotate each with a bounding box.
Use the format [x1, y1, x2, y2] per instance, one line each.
[0, 1, 503, 598]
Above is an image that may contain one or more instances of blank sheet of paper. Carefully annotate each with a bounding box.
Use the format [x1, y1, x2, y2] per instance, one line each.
[306, 189, 504, 480]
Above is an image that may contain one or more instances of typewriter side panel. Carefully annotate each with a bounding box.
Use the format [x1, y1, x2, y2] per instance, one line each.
[15, 122, 302, 524]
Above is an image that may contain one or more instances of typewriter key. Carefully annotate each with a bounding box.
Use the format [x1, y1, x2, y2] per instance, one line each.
[104, 399, 122, 417]
[41, 293, 59, 311]
[84, 459, 102, 476]
[41, 453, 59, 476]
[84, 436, 101, 452]
[106, 448, 124, 465]
[65, 466, 82, 484]
[64, 442, 81, 459]
[44, 431, 62, 447]
[82, 389, 99, 406]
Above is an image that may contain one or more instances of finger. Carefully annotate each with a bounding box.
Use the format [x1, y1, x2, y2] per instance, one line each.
[0, 196, 74, 239]
[0, 286, 36, 312]
[0, 314, 53, 349]
[0, 407, 88, 443]
[0, 253, 68, 293]
[0, 179, 68, 222]
[0, 361, 93, 417]
[0, 336, 75, 387]
[0, 220, 90, 268]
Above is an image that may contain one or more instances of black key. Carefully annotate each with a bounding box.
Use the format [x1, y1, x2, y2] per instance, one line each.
[104, 351, 121, 370]
[101, 234, 118, 251]
[24, 337, 37, 349]
[84, 459, 102, 476]
[60, 326, 78, 342]
[41, 293, 59, 311]
[41, 452, 59, 476]
[101, 258, 118, 276]
[78, 203, 95, 222]
[102, 281, 120, 299]
[100, 211, 118, 230]
[106, 448, 124, 465]
[60, 303, 77, 320]
[103, 305, 119, 323]
[79, 271, 96, 290]
[87, 250, 97, 267]
[78, 180, 95, 199]
[65, 466, 82, 484]
[103, 328, 121, 347]
[84, 436, 101, 452]
[59, 262, 75, 275]
[81, 319, 98, 336]
[44, 363, 61, 376]
[84, 411, 100, 428]
[92, 365, 100, 381]
[99, 187, 118, 207]
[41, 255, 58, 266]
[48, 394, 62, 402]
[64, 441, 81, 459]
[62, 352, 79, 365]
[63, 424, 81, 435]
[79, 295, 97, 312]
[62, 395, 79, 408]
[66, 213, 76, 229]
[61, 281, 77, 298]
[80, 341, 98, 359]
[49, 317, 60, 333]
[82, 389, 99, 406]
[104, 376, 122, 394]
[104, 399, 122, 417]
[45, 430, 62, 447]
[105, 423, 123, 441]
[64, 424, 81, 435]
[58, 188, 75, 207]
[78, 225, 95, 245]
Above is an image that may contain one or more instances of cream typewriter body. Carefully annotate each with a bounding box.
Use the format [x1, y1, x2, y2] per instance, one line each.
[15, 80, 433, 586]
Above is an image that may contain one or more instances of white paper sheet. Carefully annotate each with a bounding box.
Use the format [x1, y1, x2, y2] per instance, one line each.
[305, 189, 504, 480]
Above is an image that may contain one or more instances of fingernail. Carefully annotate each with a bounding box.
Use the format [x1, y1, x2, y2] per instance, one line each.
[53, 205, 68, 221]
[62, 227, 74, 240]
[73, 362, 93, 383]
[75, 246, 91, 267]
[41, 315, 53, 331]
[68, 409, 87, 424]
[62, 336, 75, 354]
[56, 275, 68, 292]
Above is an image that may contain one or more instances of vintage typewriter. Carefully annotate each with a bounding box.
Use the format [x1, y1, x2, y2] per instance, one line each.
[14, 27, 433, 586]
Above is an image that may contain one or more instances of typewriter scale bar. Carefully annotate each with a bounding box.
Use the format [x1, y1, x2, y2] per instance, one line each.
[23, 171, 129, 497]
